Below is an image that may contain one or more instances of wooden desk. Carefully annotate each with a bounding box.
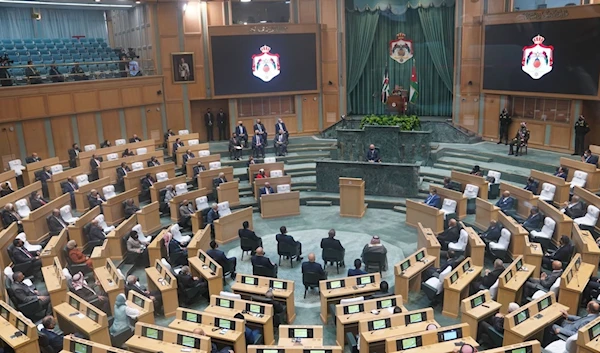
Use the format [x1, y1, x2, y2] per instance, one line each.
[260, 192, 300, 219]
[205, 294, 275, 345]
[98, 151, 163, 184]
[47, 166, 85, 200]
[577, 315, 600, 353]
[169, 188, 209, 222]
[23, 157, 59, 185]
[214, 207, 253, 245]
[94, 258, 125, 311]
[385, 323, 474, 353]
[278, 325, 323, 346]
[416, 223, 441, 267]
[560, 157, 600, 192]
[106, 215, 138, 259]
[0, 224, 18, 271]
[475, 198, 500, 231]
[41, 228, 68, 267]
[462, 225, 485, 267]
[358, 308, 437, 353]
[0, 301, 40, 353]
[247, 347, 342, 353]
[147, 228, 168, 267]
[217, 180, 240, 207]
[537, 200, 573, 247]
[442, 257, 483, 318]
[168, 308, 246, 353]
[77, 139, 156, 174]
[150, 175, 187, 204]
[186, 225, 211, 260]
[74, 177, 111, 213]
[168, 133, 200, 156]
[572, 223, 600, 275]
[90, 239, 109, 269]
[451, 170, 489, 199]
[22, 193, 70, 243]
[429, 185, 467, 219]
[63, 335, 135, 353]
[503, 292, 568, 345]
[176, 144, 211, 166]
[254, 176, 292, 199]
[249, 163, 285, 184]
[388, 337, 478, 353]
[184, 155, 221, 179]
[104, 188, 139, 225]
[335, 295, 405, 346]
[477, 341, 541, 353]
[497, 256, 535, 314]
[68, 206, 101, 247]
[231, 274, 296, 323]
[500, 182, 539, 219]
[136, 201, 161, 234]
[145, 260, 179, 317]
[41, 256, 67, 309]
[461, 290, 502, 336]
[0, 170, 17, 193]
[124, 163, 176, 193]
[319, 273, 381, 324]
[0, 182, 41, 213]
[394, 248, 435, 301]
[573, 186, 600, 232]
[189, 249, 224, 298]
[54, 292, 110, 345]
[498, 212, 541, 277]
[128, 290, 155, 325]
[530, 170, 570, 205]
[405, 199, 444, 234]
[127, 321, 211, 353]
[197, 167, 235, 194]
[559, 254, 594, 315]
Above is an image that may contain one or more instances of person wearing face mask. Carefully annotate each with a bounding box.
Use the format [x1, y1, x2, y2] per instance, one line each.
[498, 108, 512, 145]
[366, 144, 381, 162]
[574, 115, 590, 156]
[582, 149, 599, 167]
[508, 122, 530, 156]
[234, 121, 248, 148]
[423, 188, 441, 208]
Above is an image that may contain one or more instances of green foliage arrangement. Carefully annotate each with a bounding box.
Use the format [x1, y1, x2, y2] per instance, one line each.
[359, 114, 421, 130]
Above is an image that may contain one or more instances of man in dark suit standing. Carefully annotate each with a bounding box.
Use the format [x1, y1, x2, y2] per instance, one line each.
[251, 247, 277, 275]
[235, 121, 248, 148]
[116, 162, 130, 191]
[259, 182, 275, 196]
[62, 177, 79, 207]
[217, 108, 228, 140]
[25, 152, 41, 164]
[207, 241, 237, 278]
[437, 219, 460, 250]
[38, 166, 52, 198]
[204, 108, 214, 141]
[275, 118, 289, 140]
[470, 259, 504, 294]
[147, 156, 160, 167]
[301, 253, 326, 278]
[498, 108, 512, 145]
[239, 221, 262, 252]
[47, 209, 68, 236]
[88, 220, 107, 243]
[252, 130, 265, 158]
[583, 149, 599, 166]
[561, 195, 586, 219]
[253, 119, 267, 146]
[574, 115, 590, 156]
[68, 143, 80, 168]
[480, 220, 502, 243]
[276, 226, 303, 261]
[89, 154, 102, 181]
[522, 207, 543, 232]
[366, 144, 381, 162]
[129, 134, 141, 143]
[172, 138, 184, 161]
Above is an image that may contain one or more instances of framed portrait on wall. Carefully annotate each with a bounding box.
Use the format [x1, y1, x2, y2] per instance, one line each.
[171, 52, 195, 84]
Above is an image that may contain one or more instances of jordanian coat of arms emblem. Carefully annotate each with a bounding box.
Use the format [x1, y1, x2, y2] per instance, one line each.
[522, 34, 554, 79]
[252, 45, 281, 82]
[389, 33, 414, 64]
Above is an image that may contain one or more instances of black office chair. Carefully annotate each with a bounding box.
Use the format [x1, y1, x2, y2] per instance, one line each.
[62, 245, 92, 275]
[159, 188, 169, 214]
[37, 330, 57, 353]
[5, 277, 44, 321]
[485, 326, 504, 348]
[110, 327, 134, 348]
[322, 248, 345, 274]
[176, 276, 208, 306]
[277, 242, 300, 268]
[240, 237, 261, 260]
[362, 252, 386, 274]
[346, 332, 359, 353]
[302, 271, 325, 299]
[82, 223, 103, 255]
[253, 264, 277, 278]
[7, 245, 36, 277]
[250, 295, 287, 326]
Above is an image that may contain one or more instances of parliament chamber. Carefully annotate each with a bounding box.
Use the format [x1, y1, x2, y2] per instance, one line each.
[1, 0, 600, 353]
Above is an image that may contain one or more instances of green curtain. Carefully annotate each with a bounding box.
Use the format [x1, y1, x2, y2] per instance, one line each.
[347, 6, 455, 116]
[346, 11, 380, 113]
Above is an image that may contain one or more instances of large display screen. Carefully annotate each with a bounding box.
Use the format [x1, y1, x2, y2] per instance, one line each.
[211, 33, 318, 96]
[483, 18, 600, 96]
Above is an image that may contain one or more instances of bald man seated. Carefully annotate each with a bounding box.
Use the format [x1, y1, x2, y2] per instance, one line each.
[365, 144, 381, 163]
[251, 247, 277, 276]
[301, 253, 326, 278]
[523, 260, 563, 298]
[544, 301, 600, 346]
[193, 328, 233, 353]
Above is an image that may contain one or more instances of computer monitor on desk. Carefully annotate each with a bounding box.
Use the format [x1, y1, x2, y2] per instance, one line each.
[377, 298, 396, 310]
[183, 311, 201, 323]
[289, 328, 313, 338]
[269, 280, 287, 290]
[177, 334, 201, 349]
[450, 272, 459, 284]
[70, 340, 92, 353]
[326, 280, 345, 290]
[0, 306, 9, 320]
[257, 349, 284, 353]
[132, 293, 145, 308]
[142, 326, 163, 340]
[588, 321, 600, 340]
[164, 273, 172, 285]
[405, 312, 426, 325]
[505, 271, 513, 282]
[86, 308, 98, 322]
[367, 318, 391, 331]
[357, 275, 375, 285]
[199, 252, 206, 262]
[537, 297, 551, 312]
[462, 261, 471, 272]
[69, 296, 81, 310]
[514, 309, 530, 326]
[216, 318, 235, 330]
[438, 328, 463, 342]
[155, 262, 162, 273]
[246, 303, 265, 315]
[217, 298, 234, 309]
[209, 262, 217, 273]
[416, 250, 425, 261]
[242, 276, 259, 286]
[505, 346, 533, 353]
[400, 260, 410, 272]
[470, 294, 485, 308]
[343, 303, 364, 315]
[396, 336, 423, 351]
[303, 350, 333, 353]
[15, 318, 27, 336]
[516, 258, 523, 271]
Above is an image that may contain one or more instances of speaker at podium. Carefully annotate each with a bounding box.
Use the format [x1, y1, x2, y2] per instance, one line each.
[339, 177, 367, 218]
[387, 86, 407, 114]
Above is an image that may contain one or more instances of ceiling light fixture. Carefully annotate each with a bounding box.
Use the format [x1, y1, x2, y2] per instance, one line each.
[95, 0, 101, 2]
[183, 2, 187, 11]
[135, 0, 140, 3]
[240, 0, 251, 2]
[0, 0, 132, 7]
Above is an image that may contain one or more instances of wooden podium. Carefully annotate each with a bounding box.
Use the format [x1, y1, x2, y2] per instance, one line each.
[386, 95, 407, 114]
[339, 177, 366, 218]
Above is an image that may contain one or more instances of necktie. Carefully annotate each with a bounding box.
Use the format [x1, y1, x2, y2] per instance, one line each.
[123, 168, 127, 176]
[257, 136, 261, 145]
[57, 216, 66, 228]
[21, 248, 32, 258]
[258, 125, 262, 132]
[40, 198, 46, 205]
[266, 188, 270, 194]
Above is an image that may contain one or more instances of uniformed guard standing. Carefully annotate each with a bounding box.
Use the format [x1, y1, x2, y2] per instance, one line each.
[574, 115, 590, 156]
[498, 108, 512, 144]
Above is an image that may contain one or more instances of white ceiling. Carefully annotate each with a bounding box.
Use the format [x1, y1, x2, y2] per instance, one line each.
[0, 0, 138, 10]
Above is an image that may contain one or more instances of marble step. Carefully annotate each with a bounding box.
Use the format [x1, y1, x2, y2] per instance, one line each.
[393, 206, 407, 213]
[433, 162, 472, 174]
[305, 201, 333, 207]
[440, 152, 493, 163]
[440, 147, 557, 174]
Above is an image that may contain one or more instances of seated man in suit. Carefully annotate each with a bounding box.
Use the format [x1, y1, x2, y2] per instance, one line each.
[229, 133, 243, 160]
[123, 198, 140, 219]
[12, 271, 52, 316]
[179, 199, 194, 230]
[88, 189, 106, 211]
[141, 173, 155, 199]
[361, 235, 388, 271]
[542, 235, 573, 268]
[214, 172, 227, 188]
[47, 208, 68, 236]
[479, 220, 503, 243]
[254, 119, 268, 146]
[252, 130, 265, 158]
[251, 247, 277, 276]
[348, 258, 367, 276]
[545, 301, 600, 346]
[276, 226, 303, 262]
[554, 166, 568, 181]
[62, 177, 79, 207]
[239, 221, 262, 253]
[88, 220, 107, 243]
[561, 195, 586, 219]
[38, 166, 52, 198]
[524, 177, 539, 194]
[582, 149, 599, 166]
[0, 182, 14, 197]
[234, 121, 248, 148]
[182, 150, 195, 173]
[366, 144, 381, 163]
[495, 191, 514, 212]
[193, 162, 206, 181]
[470, 259, 504, 295]
[100, 140, 111, 148]
[172, 138, 184, 161]
[275, 118, 289, 140]
[478, 302, 519, 339]
[25, 152, 41, 164]
[121, 148, 135, 157]
[68, 143, 80, 168]
[29, 191, 47, 210]
[116, 162, 131, 191]
[41, 316, 64, 352]
[164, 185, 177, 207]
[129, 134, 142, 143]
[523, 260, 562, 298]
[370, 281, 391, 299]
[207, 241, 237, 279]
[147, 156, 161, 167]
[233, 313, 262, 344]
[207, 203, 220, 226]
[176, 266, 208, 300]
[301, 253, 326, 278]
[2, 203, 23, 232]
[423, 188, 441, 208]
[12, 238, 42, 274]
[521, 206, 543, 231]
[125, 275, 163, 313]
[437, 219, 460, 250]
[274, 130, 288, 156]
[320, 229, 345, 265]
[259, 182, 275, 196]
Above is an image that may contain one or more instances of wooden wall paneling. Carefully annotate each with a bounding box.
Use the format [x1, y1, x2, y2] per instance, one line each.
[19, 96, 46, 119]
[145, 105, 163, 142]
[550, 125, 572, 150]
[124, 107, 143, 138]
[461, 25, 482, 60]
[76, 113, 98, 148]
[482, 94, 501, 139]
[322, 93, 339, 129]
[184, 35, 206, 100]
[50, 116, 74, 162]
[166, 102, 186, 131]
[183, 1, 202, 33]
[486, 0, 506, 14]
[73, 91, 99, 113]
[100, 110, 122, 144]
[320, 0, 337, 28]
[280, 116, 297, 134]
[322, 62, 338, 93]
[459, 99, 479, 133]
[583, 101, 600, 147]
[47, 93, 74, 116]
[462, 0, 483, 23]
[206, 1, 225, 26]
[142, 84, 164, 104]
[460, 60, 481, 94]
[190, 100, 230, 140]
[299, 0, 317, 23]
[22, 119, 49, 159]
[0, 98, 19, 122]
[157, 2, 179, 36]
[98, 89, 122, 110]
[0, 123, 20, 168]
[121, 87, 143, 107]
[301, 94, 320, 132]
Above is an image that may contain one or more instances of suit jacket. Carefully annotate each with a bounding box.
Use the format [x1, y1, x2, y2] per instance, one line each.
[125, 283, 148, 298]
[1, 210, 19, 228]
[117, 167, 130, 181]
[366, 149, 381, 162]
[124, 204, 140, 219]
[88, 194, 106, 209]
[25, 156, 41, 164]
[129, 137, 141, 143]
[565, 201, 586, 219]
[193, 165, 206, 178]
[585, 154, 599, 166]
[275, 122, 288, 133]
[207, 249, 229, 269]
[88, 226, 106, 242]
[12, 246, 34, 264]
[68, 148, 80, 160]
[47, 215, 67, 235]
[252, 255, 276, 270]
[481, 224, 502, 242]
[229, 138, 241, 151]
[524, 181, 539, 194]
[141, 177, 155, 190]
[41, 328, 63, 351]
[276, 233, 298, 246]
[39, 171, 52, 183]
[321, 237, 344, 251]
[204, 112, 214, 126]
[522, 213, 543, 230]
[274, 134, 288, 146]
[90, 158, 101, 171]
[180, 204, 194, 217]
[217, 112, 227, 125]
[239, 228, 261, 243]
[253, 123, 267, 135]
[259, 186, 275, 195]
[12, 281, 37, 303]
[147, 160, 160, 167]
[214, 177, 227, 187]
[235, 125, 248, 137]
[177, 272, 204, 289]
[482, 268, 504, 288]
[541, 269, 563, 289]
[29, 196, 47, 210]
[348, 268, 367, 276]
[495, 197, 515, 211]
[302, 261, 325, 276]
[0, 188, 14, 197]
[550, 244, 573, 262]
[554, 171, 568, 181]
[438, 226, 460, 243]
[252, 135, 264, 148]
[424, 194, 441, 208]
[173, 142, 184, 152]
[559, 314, 599, 336]
[207, 209, 219, 224]
[62, 181, 78, 193]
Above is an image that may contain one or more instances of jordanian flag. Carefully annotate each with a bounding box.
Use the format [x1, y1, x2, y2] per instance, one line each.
[409, 59, 418, 104]
[381, 66, 389, 104]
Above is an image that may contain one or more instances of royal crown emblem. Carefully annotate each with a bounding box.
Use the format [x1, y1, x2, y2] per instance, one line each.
[252, 45, 281, 82]
[389, 33, 414, 64]
[522, 34, 553, 79]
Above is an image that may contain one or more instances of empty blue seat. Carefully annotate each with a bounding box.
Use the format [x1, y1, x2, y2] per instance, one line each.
[30, 55, 41, 61]
[54, 59, 65, 64]
[14, 44, 25, 50]
[69, 38, 78, 43]
[68, 49, 78, 54]
[23, 39, 34, 44]
[59, 49, 68, 55]
[11, 68, 24, 77]
[93, 57, 103, 62]
[6, 49, 17, 55]
[43, 39, 53, 44]
[3, 44, 15, 50]
[8, 55, 19, 62]
[97, 63, 107, 71]
[96, 38, 105, 43]
[49, 49, 59, 55]
[33, 60, 43, 65]
[72, 54, 82, 60]
[12, 39, 23, 44]
[34, 39, 44, 44]
[64, 42, 74, 48]
[58, 66, 69, 74]
[52, 39, 62, 44]
[19, 60, 29, 66]
[90, 43, 100, 48]
[100, 42, 108, 48]
[43, 60, 53, 65]
[81, 53, 91, 59]
[39, 50, 50, 56]
[42, 54, 52, 61]
[108, 63, 118, 71]
[1, 39, 12, 45]
[17, 50, 28, 56]
[80, 38, 89, 43]
[25, 43, 36, 50]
